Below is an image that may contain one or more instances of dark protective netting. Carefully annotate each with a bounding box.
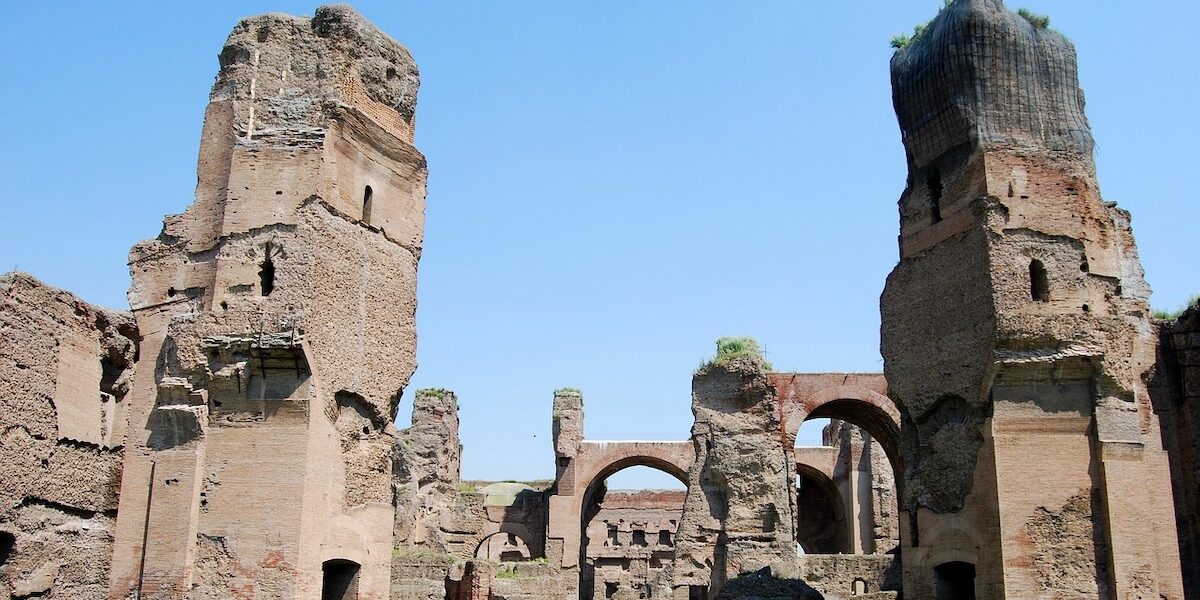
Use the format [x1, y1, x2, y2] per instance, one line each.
[890, 0, 1093, 168]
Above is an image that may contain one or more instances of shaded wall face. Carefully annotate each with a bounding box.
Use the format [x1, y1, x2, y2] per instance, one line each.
[0, 273, 137, 600]
[1154, 306, 1200, 598]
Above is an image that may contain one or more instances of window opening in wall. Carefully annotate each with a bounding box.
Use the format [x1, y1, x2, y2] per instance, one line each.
[632, 529, 647, 547]
[605, 582, 618, 599]
[607, 524, 620, 546]
[658, 530, 672, 546]
[688, 585, 708, 600]
[321, 559, 360, 600]
[928, 168, 943, 223]
[259, 242, 276, 297]
[0, 531, 14, 566]
[934, 561, 976, 600]
[1030, 259, 1050, 302]
[362, 185, 373, 225]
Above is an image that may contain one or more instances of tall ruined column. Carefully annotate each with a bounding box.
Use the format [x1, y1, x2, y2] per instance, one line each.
[544, 387, 585, 596]
[108, 6, 426, 599]
[881, 1, 1183, 598]
[673, 341, 796, 598]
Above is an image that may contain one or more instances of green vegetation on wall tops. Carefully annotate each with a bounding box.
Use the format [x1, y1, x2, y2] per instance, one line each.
[698, 336, 773, 372]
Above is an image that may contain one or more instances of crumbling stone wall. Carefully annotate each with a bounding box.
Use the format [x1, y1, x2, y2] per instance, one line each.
[881, 0, 1184, 597]
[672, 354, 797, 597]
[0, 273, 136, 600]
[106, 6, 427, 599]
[395, 389, 466, 554]
[794, 554, 900, 600]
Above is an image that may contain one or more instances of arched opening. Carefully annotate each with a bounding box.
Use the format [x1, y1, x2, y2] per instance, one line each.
[475, 531, 532, 562]
[792, 398, 902, 556]
[321, 559, 360, 600]
[934, 561, 976, 600]
[362, 185, 373, 225]
[851, 577, 868, 595]
[581, 463, 687, 600]
[1029, 259, 1049, 302]
[795, 463, 846, 554]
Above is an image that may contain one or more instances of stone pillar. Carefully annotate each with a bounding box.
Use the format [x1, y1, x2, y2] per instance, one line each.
[881, 1, 1184, 597]
[546, 387, 585, 571]
[394, 389, 463, 552]
[673, 343, 796, 598]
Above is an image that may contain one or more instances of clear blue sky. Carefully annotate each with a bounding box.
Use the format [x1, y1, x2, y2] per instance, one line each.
[2, 2, 1196, 489]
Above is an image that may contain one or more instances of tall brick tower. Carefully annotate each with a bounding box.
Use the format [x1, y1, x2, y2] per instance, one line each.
[880, 0, 1184, 597]
[108, 7, 426, 599]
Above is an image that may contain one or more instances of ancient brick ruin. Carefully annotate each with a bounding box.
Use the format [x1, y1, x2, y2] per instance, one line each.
[0, 1, 1196, 599]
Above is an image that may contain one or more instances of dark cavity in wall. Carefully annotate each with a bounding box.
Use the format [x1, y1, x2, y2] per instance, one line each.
[1030, 259, 1050, 302]
[260, 242, 277, 296]
[321, 559, 360, 600]
[0, 530, 14, 566]
[934, 561, 975, 600]
[362, 185, 373, 225]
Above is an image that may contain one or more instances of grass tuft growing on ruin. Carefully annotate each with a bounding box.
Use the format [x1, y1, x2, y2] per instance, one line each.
[1153, 293, 1200, 322]
[1017, 8, 1050, 29]
[698, 336, 773, 372]
[555, 387, 581, 395]
[891, 0, 952, 49]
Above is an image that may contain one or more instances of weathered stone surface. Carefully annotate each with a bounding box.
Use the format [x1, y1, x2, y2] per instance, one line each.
[394, 389, 467, 554]
[673, 353, 797, 595]
[794, 554, 901, 600]
[0, 272, 136, 600]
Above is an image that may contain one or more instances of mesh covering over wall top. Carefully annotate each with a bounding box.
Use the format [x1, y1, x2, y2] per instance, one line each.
[890, 0, 1093, 168]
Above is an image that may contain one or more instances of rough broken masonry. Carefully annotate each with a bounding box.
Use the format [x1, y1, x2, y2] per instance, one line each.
[1, 1, 1197, 599]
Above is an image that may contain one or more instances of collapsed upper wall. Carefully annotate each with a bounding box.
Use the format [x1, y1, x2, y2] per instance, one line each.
[213, 4, 419, 138]
[891, 0, 1092, 169]
[126, 3, 426, 425]
[0, 272, 137, 600]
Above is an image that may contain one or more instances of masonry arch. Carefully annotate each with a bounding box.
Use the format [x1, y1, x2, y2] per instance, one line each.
[794, 462, 848, 554]
[775, 377, 904, 556]
[321, 559, 360, 600]
[781, 384, 903, 478]
[475, 530, 533, 562]
[572, 442, 694, 500]
[579, 460, 688, 600]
